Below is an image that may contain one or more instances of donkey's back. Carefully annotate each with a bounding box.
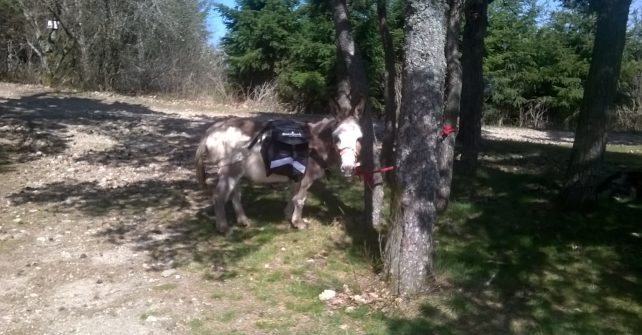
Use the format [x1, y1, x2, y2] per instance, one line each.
[195, 118, 267, 187]
[195, 117, 300, 234]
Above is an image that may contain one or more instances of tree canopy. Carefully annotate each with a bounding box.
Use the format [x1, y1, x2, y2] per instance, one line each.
[2, 0, 642, 129]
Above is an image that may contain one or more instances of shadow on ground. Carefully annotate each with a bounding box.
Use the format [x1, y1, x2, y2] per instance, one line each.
[0, 91, 219, 169]
[385, 140, 642, 335]
[2, 90, 370, 277]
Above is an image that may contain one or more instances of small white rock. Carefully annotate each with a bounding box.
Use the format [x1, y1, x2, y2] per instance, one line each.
[318, 289, 336, 301]
[161, 269, 176, 278]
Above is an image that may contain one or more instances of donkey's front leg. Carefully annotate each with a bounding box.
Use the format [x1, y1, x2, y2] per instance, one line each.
[231, 186, 251, 227]
[288, 176, 314, 229]
[284, 181, 301, 221]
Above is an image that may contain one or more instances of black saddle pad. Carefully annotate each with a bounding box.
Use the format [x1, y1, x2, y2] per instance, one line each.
[260, 120, 309, 180]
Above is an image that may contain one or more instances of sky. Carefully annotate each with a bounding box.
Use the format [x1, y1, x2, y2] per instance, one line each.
[205, 0, 642, 47]
[206, 0, 235, 47]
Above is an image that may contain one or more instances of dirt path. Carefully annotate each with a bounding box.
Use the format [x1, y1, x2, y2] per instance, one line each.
[2, 83, 641, 335]
[0, 83, 245, 334]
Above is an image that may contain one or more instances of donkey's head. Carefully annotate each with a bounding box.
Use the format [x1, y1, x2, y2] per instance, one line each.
[329, 98, 365, 177]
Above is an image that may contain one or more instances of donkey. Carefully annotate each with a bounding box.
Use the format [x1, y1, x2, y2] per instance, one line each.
[195, 99, 365, 234]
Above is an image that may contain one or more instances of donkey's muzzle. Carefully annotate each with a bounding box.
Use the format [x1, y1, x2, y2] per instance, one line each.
[340, 165, 355, 178]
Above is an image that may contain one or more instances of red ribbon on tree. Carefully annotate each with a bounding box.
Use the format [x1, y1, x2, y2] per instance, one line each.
[441, 124, 457, 138]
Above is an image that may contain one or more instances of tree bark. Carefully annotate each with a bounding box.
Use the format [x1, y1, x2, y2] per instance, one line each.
[377, 0, 399, 185]
[561, 0, 632, 208]
[436, 0, 463, 213]
[384, 0, 447, 296]
[329, 0, 383, 241]
[458, 0, 488, 175]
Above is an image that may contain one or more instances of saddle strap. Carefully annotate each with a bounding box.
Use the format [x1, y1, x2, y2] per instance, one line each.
[246, 123, 271, 150]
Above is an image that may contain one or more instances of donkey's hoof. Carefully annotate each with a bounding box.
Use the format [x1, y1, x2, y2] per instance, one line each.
[238, 218, 252, 227]
[216, 224, 230, 236]
[291, 220, 308, 230]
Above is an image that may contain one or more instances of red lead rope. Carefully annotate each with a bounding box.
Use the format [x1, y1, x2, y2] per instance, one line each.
[354, 165, 395, 188]
[353, 125, 452, 187]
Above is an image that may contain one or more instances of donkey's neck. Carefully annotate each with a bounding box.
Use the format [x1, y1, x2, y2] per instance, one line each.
[306, 117, 340, 169]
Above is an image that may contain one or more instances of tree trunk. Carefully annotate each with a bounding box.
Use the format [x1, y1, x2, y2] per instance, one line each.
[561, 0, 632, 208]
[377, 0, 399, 185]
[17, 0, 51, 77]
[458, 0, 487, 175]
[436, 0, 463, 213]
[329, 0, 383, 241]
[384, 0, 448, 296]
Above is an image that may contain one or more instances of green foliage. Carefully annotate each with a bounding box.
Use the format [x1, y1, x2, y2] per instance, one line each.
[484, 0, 642, 130]
[619, 13, 642, 99]
[219, 0, 301, 85]
[536, 10, 594, 116]
[484, 0, 593, 127]
[277, 1, 337, 108]
[484, 0, 541, 122]
[219, 0, 405, 111]
[219, 0, 335, 108]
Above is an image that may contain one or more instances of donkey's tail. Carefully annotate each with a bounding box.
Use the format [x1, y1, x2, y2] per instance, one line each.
[195, 138, 209, 189]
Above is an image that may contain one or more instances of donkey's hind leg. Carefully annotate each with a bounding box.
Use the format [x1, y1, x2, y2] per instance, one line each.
[213, 170, 241, 235]
[231, 185, 251, 227]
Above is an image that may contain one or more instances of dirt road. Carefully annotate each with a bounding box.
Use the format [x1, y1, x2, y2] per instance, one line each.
[0, 83, 236, 334]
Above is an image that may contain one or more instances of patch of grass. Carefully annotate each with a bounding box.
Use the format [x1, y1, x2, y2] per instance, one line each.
[254, 317, 295, 331]
[188, 319, 210, 335]
[388, 140, 642, 335]
[139, 310, 159, 321]
[186, 138, 642, 335]
[153, 283, 178, 291]
[345, 304, 371, 319]
[0, 238, 20, 252]
[209, 292, 224, 300]
[607, 143, 642, 156]
[217, 310, 238, 323]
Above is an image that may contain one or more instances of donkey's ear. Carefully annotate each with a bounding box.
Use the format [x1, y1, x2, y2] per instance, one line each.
[351, 96, 367, 119]
[328, 98, 341, 117]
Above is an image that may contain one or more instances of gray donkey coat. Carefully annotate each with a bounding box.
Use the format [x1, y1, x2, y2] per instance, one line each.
[195, 101, 364, 235]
